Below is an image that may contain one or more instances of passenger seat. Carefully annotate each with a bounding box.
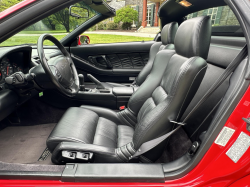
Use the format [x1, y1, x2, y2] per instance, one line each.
[102, 22, 179, 88]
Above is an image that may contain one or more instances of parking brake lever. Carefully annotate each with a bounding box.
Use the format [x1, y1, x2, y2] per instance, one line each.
[87, 74, 105, 89]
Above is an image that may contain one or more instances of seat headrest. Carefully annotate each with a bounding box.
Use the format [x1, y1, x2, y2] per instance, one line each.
[175, 16, 211, 59]
[161, 22, 178, 45]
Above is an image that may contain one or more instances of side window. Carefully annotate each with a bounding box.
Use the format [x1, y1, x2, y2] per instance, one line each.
[85, 1, 159, 44]
[186, 6, 240, 26]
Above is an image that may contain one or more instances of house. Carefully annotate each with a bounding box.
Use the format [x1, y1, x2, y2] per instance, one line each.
[125, 0, 163, 28]
[108, 0, 163, 29]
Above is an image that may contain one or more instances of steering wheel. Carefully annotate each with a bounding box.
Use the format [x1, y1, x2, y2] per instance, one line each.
[37, 34, 79, 97]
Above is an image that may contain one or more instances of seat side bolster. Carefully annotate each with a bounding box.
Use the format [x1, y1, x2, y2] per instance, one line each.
[136, 42, 163, 86]
[80, 105, 121, 124]
[51, 142, 123, 164]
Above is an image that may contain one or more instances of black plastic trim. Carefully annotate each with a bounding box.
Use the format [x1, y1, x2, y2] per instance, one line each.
[62, 163, 165, 183]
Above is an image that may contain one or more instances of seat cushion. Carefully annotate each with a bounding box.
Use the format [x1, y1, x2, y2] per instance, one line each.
[46, 107, 134, 152]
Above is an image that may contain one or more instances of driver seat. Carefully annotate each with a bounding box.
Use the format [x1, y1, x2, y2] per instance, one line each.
[47, 16, 211, 164]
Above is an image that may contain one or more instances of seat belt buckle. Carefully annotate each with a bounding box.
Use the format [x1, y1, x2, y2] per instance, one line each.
[119, 106, 126, 110]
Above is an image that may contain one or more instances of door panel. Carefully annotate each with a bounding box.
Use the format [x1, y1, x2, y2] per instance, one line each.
[70, 41, 154, 83]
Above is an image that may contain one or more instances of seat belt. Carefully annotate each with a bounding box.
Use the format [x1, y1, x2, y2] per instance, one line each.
[130, 45, 248, 159]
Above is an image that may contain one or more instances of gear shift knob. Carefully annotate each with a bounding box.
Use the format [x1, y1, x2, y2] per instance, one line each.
[78, 74, 85, 91]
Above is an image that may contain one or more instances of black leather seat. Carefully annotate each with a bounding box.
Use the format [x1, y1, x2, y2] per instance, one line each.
[102, 22, 178, 89]
[47, 16, 211, 164]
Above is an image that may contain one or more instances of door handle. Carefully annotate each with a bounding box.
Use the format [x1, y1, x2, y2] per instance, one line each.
[90, 55, 113, 69]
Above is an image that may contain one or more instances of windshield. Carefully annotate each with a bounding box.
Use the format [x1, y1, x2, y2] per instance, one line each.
[0, 1, 97, 47]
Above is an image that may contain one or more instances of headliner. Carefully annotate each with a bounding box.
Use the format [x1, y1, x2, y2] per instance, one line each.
[159, 0, 227, 26]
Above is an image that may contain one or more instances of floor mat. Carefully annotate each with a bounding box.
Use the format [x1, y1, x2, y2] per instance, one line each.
[156, 127, 192, 163]
[0, 124, 55, 165]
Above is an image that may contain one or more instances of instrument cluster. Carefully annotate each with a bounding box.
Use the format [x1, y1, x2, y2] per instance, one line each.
[0, 52, 25, 83]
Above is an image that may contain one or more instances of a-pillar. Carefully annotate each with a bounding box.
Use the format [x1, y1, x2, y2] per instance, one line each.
[154, 2, 160, 27]
[141, 0, 147, 28]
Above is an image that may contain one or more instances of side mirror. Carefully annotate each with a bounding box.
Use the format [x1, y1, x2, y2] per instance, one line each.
[78, 35, 90, 45]
[69, 6, 89, 19]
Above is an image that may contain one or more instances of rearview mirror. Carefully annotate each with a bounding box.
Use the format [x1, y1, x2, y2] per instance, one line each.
[69, 6, 89, 18]
[78, 35, 90, 45]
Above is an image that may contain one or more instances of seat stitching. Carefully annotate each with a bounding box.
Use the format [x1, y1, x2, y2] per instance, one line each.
[170, 57, 195, 96]
[117, 112, 135, 128]
[48, 136, 87, 144]
[96, 119, 118, 138]
[94, 132, 117, 144]
[138, 97, 155, 121]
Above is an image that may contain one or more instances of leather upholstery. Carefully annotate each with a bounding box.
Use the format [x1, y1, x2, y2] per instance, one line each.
[103, 22, 179, 88]
[47, 16, 211, 163]
[113, 87, 134, 96]
[175, 16, 211, 59]
[161, 22, 178, 45]
[47, 106, 134, 152]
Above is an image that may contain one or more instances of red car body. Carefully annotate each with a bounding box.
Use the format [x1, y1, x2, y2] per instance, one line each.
[0, 1, 250, 186]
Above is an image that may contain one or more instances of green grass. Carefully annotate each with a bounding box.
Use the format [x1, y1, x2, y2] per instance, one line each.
[19, 30, 68, 34]
[0, 34, 153, 47]
[0, 35, 66, 46]
[87, 34, 153, 44]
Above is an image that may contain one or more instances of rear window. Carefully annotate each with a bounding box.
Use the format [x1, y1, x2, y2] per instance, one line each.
[186, 6, 240, 26]
[186, 6, 242, 36]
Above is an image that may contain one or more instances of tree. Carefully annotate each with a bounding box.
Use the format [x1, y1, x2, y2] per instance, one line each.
[42, 16, 57, 30]
[114, 6, 138, 30]
[0, 0, 23, 12]
[52, 8, 70, 32]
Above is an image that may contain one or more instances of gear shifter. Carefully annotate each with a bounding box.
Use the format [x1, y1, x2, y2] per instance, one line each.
[87, 74, 105, 89]
[78, 74, 85, 91]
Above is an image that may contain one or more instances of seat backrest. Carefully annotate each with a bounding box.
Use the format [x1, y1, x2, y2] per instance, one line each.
[135, 22, 178, 86]
[119, 16, 211, 162]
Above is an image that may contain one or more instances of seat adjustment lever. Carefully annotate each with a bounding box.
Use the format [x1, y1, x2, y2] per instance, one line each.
[61, 151, 94, 163]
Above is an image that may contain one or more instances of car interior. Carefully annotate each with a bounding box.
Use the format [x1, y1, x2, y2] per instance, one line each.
[0, 0, 249, 183]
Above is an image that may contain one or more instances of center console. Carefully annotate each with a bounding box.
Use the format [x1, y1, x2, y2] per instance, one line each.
[76, 74, 136, 109]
